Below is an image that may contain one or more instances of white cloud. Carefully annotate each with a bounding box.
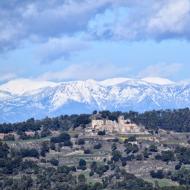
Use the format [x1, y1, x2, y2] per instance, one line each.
[147, 0, 190, 36]
[38, 62, 130, 81]
[88, 0, 190, 41]
[138, 63, 182, 78]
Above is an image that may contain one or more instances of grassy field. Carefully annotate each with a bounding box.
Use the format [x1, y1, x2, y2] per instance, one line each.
[145, 178, 179, 187]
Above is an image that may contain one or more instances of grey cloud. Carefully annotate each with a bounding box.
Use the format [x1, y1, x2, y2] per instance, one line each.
[1, 0, 190, 54]
[0, 0, 128, 52]
[0, 0, 146, 51]
[37, 36, 90, 64]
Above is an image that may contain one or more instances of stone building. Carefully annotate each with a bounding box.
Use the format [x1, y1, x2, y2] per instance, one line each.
[91, 115, 144, 134]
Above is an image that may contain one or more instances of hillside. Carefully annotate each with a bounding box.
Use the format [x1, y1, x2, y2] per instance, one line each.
[0, 109, 190, 190]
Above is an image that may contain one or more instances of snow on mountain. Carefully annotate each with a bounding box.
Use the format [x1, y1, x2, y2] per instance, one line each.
[141, 77, 175, 85]
[0, 78, 58, 95]
[0, 90, 13, 100]
[99, 78, 132, 86]
[0, 77, 190, 123]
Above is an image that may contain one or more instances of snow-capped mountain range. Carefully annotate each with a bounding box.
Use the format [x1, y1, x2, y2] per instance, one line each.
[0, 77, 190, 123]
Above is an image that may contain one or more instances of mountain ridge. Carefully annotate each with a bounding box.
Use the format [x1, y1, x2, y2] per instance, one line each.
[0, 77, 190, 123]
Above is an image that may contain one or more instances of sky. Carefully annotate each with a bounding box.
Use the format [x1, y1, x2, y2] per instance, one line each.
[0, 0, 190, 83]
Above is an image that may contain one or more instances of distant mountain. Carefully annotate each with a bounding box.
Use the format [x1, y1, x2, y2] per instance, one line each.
[0, 77, 190, 123]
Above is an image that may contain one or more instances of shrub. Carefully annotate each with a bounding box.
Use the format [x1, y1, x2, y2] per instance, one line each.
[77, 139, 85, 145]
[98, 130, 106, 136]
[150, 170, 164, 179]
[49, 158, 59, 166]
[94, 143, 102, 149]
[3, 134, 15, 141]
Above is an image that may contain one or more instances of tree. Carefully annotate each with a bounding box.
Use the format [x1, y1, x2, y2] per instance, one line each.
[136, 154, 143, 161]
[149, 144, 158, 152]
[77, 138, 85, 145]
[150, 170, 164, 179]
[175, 163, 182, 170]
[84, 149, 91, 154]
[40, 141, 49, 157]
[126, 135, 136, 142]
[3, 134, 15, 141]
[50, 132, 72, 147]
[41, 128, 51, 138]
[94, 143, 102, 149]
[160, 151, 175, 163]
[111, 143, 117, 151]
[0, 141, 9, 158]
[78, 159, 87, 170]
[98, 130, 106, 136]
[112, 150, 122, 162]
[143, 148, 150, 159]
[20, 148, 39, 158]
[125, 143, 139, 154]
[49, 158, 59, 166]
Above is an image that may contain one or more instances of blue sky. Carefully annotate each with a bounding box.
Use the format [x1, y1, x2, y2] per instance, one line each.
[0, 0, 190, 83]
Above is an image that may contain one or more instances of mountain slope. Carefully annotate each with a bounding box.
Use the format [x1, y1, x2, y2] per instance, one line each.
[0, 77, 190, 123]
[0, 78, 58, 95]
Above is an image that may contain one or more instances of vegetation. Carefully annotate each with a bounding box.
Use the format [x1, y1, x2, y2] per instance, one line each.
[1, 108, 190, 134]
[0, 108, 190, 189]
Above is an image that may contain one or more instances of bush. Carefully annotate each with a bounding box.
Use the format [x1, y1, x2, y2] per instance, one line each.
[50, 133, 71, 143]
[57, 165, 70, 174]
[3, 134, 15, 141]
[136, 154, 143, 161]
[122, 161, 127, 166]
[84, 149, 91, 154]
[126, 135, 136, 142]
[89, 171, 94, 176]
[49, 158, 59, 166]
[78, 159, 87, 170]
[94, 143, 102, 149]
[79, 159, 86, 167]
[112, 150, 122, 162]
[94, 165, 109, 177]
[50, 133, 73, 147]
[77, 139, 85, 145]
[125, 143, 139, 154]
[98, 130, 106, 136]
[149, 144, 158, 152]
[41, 128, 51, 138]
[20, 148, 39, 158]
[160, 151, 175, 162]
[40, 141, 49, 157]
[175, 163, 182, 170]
[150, 170, 164, 179]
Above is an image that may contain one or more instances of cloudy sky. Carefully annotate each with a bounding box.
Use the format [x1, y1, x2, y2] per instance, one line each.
[0, 0, 190, 83]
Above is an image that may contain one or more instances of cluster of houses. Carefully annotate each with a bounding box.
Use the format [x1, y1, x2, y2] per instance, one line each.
[90, 115, 147, 135]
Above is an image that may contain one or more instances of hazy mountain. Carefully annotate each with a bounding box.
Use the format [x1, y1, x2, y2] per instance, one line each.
[0, 77, 190, 123]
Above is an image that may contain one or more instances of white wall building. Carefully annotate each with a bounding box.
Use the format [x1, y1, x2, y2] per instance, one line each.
[91, 115, 143, 134]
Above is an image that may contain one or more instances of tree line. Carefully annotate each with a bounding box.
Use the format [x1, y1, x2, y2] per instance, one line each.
[1, 108, 190, 134]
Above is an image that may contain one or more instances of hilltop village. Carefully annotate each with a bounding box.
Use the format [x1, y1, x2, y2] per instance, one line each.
[90, 114, 147, 134]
